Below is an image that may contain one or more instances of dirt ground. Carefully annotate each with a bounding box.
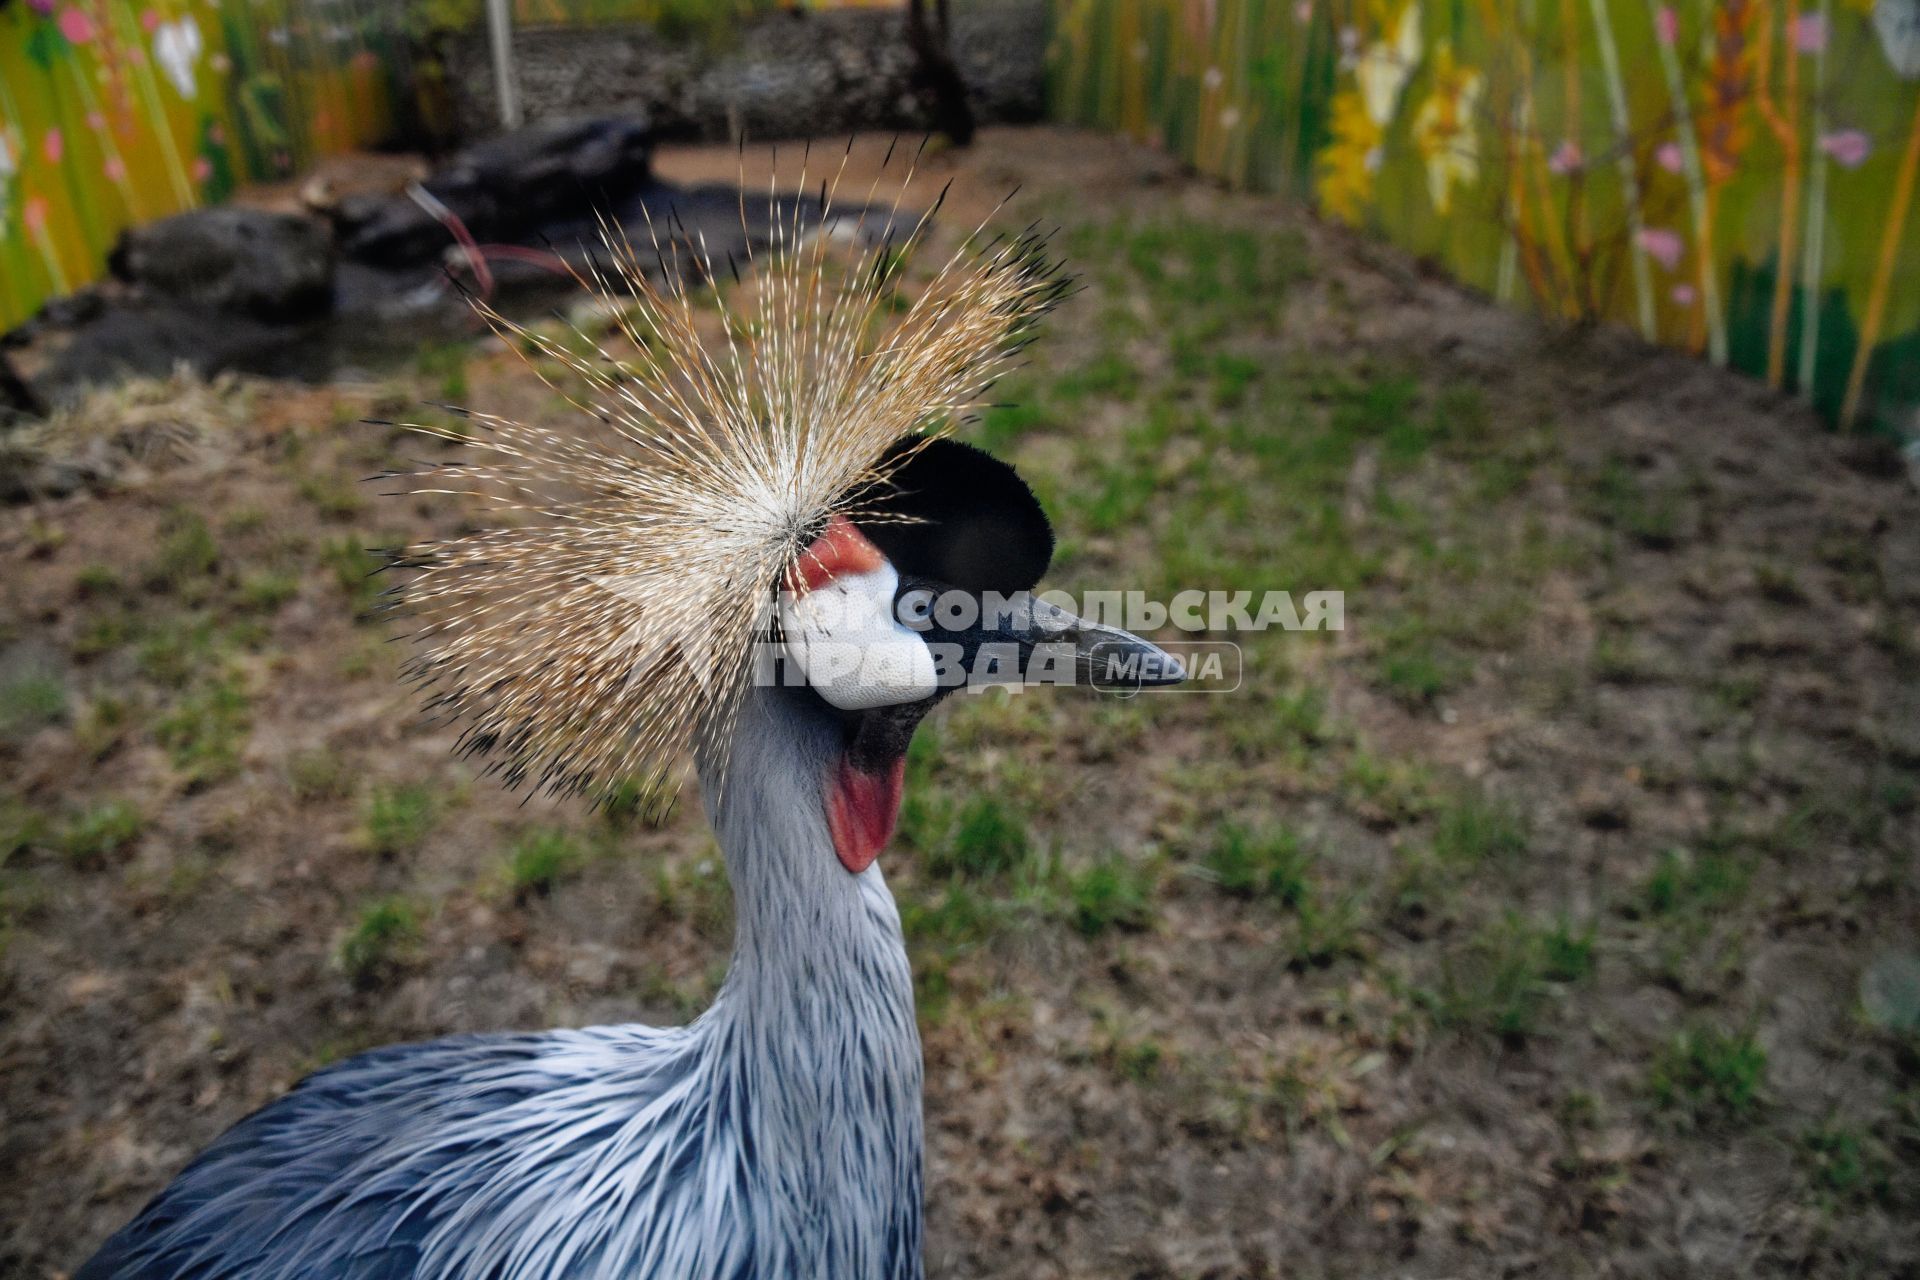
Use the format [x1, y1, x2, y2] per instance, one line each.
[3, 128, 1918, 1278]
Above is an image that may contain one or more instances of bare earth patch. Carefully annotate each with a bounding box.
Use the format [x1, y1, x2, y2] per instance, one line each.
[3, 128, 1917, 1278]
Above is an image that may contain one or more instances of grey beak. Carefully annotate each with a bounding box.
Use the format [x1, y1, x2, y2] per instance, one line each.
[1022, 595, 1188, 691]
[902, 580, 1189, 693]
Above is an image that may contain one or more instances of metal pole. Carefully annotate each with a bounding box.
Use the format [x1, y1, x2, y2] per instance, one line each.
[486, 0, 523, 131]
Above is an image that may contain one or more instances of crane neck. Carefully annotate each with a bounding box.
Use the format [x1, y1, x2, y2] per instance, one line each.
[696, 682, 919, 1037]
[690, 682, 925, 1279]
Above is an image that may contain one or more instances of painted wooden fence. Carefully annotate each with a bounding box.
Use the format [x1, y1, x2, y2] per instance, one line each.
[0, 0, 409, 332]
[1051, 0, 1920, 431]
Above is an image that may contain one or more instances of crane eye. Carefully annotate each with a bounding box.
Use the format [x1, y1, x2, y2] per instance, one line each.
[896, 587, 935, 631]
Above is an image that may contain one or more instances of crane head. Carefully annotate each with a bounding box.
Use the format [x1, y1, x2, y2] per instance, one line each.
[384, 152, 1181, 853]
[777, 435, 1184, 872]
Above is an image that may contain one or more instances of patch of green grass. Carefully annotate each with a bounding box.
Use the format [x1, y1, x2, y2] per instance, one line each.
[1111, 1036, 1165, 1083]
[1207, 353, 1262, 408]
[74, 695, 132, 760]
[1376, 627, 1471, 706]
[1649, 1024, 1766, 1127]
[901, 880, 1006, 948]
[0, 799, 49, 864]
[1341, 751, 1435, 825]
[416, 340, 470, 404]
[1205, 824, 1313, 906]
[74, 564, 122, 597]
[0, 672, 66, 735]
[322, 537, 383, 613]
[57, 799, 143, 866]
[1643, 846, 1749, 917]
[1226, 682, 1336, 764]
[652, 853, 733, 941]
[1097, 1023, 1167, 1084]
[144, 510, 220, 594]
[153, 674, 249, 786]
[1539, 917, 1598, 982]
[1431, 788, 1529, 868]
[135, 617, 217, 688]
[504, 829, 588, 898]
[1801, 1123, 1888, 1206]
[597, 777, 675, 830]
[362, 784, 436, 857]
[899, 880, 1011, 1022]
[1431, 913, 1595, 1042]
[1054, 351, 1141, 404]
[1290, 891, 1369, 969]
[286, 748, 354, 803]
[970, 396, 1052, 453]
[926, 795, 1030, 880]
[1384, 846, 1449, 928]
[223, 506, 270, 535]
[1065, 856, 1157, 937]
[72, 612, 138, 660]
[298, 474, 366, 521]
[238, 570, 301, 613]
[1591, 458, 1683, 549]
[337, 896, 423, 988]
[1069, 460, 1159, 536]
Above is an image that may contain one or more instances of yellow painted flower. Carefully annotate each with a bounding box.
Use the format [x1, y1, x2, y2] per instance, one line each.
[1317, 89, 1385, 224]
[1411, 42, 1483, 215]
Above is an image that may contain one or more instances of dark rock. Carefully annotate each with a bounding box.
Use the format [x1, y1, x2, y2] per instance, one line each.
[441, 3, 1048, 144]
[335, 116, 655, 268]
[0, 351, 43, 419]
[109, 208, 335, 322]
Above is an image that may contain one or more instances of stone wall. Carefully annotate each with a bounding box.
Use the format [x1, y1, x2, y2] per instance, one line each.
[442, 3, 1049, 142]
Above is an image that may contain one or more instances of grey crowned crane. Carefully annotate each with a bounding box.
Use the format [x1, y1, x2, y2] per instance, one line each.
[78, 160, 1183, 1280]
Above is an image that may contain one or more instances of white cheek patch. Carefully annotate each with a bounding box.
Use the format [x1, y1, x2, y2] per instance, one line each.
[780, 562, 939, 711]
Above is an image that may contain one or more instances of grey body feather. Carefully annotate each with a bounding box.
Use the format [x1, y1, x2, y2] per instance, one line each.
[80, 687, 925, 1280]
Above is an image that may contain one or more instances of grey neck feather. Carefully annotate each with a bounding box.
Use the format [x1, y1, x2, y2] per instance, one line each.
[693, 682, 925, 1279]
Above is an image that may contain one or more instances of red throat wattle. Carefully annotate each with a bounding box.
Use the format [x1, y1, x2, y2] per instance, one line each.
[826, 756, 906, 874]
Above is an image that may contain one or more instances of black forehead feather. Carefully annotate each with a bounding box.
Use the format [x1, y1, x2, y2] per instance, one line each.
[851, 437, 1054, 593]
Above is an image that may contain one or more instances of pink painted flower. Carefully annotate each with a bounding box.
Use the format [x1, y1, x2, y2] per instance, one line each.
[140, 8, 161, 34]
[27, 0, 56, 15]
[57, 6, 94, 43]
[191, 156, 212, 183]
[207, 123, 225, 145]
[42, 128, 62, 165]
[103, 156, 126, 183]
[1657, 141, 1684, 173]
[1295, 0, 1313, 23]
[1671, 283, 1696, 306]
[1549, 140, 1584, 175]
[1793, 12, 1827, 53]
[1655, 6, 1678, 45]
[85, 110, 106, 132]
[23, 195, 49, 235]
[1819, 128, 1871, 168]
[1637, 226, 1685, 271]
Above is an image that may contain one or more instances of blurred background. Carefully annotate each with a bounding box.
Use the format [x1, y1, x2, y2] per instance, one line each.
[3, 1, 1918, 1276]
